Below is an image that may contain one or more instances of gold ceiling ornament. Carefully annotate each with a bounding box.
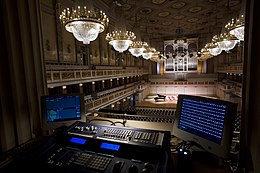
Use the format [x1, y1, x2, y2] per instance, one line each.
[59, 1, 109, 44]
[225, 14, 245, 41]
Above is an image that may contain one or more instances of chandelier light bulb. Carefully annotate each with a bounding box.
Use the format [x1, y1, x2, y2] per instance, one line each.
[209, 47, 222, 56]
[109, 40, 133, 53]
[106, 30, 136, 53]
[59, 5, 109, 44]
[69, 21, 102, 44]
[150, 52, 163, 62]
[142, 52, 153, 60]
[197, 48, 213, 61]
[213, 33, 239, 52]
[230, 26, 244, 41]
[129, 41, 148, 57]
[225, 15, 245, 41]
[205, 42, 222, 56]
[142, 46, 156, 60]
[129, 47, 145, 57]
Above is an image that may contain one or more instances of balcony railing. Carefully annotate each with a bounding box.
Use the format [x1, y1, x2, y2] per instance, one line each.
[46, 67, 149, 87]
[85, 85, 137, 111]
[217, 63, 243, 74]
[150, 80, 215, 85]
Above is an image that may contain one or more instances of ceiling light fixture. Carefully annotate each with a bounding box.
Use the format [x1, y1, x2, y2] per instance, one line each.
[59, 1, 109, 44]
[128, 8, 146, 57]
[205, 42, 222, 56]
[129, 41, 147, 57]
[213, 33, 239, 52]
[142, 46, 156, 60]
[106, 7, 136, 53]
[150, 51, 165, 63]
[225, 15, 245, 41]
[106, 31, 136, 53]
[196, 48, 212, 61]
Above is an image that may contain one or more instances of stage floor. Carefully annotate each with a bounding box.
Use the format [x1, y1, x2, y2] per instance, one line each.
[136, 95, 178, 109]
[135, 94, 218, 109]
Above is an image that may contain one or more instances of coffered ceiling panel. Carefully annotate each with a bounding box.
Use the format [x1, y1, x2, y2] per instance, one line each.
[96, 0, 242, 51]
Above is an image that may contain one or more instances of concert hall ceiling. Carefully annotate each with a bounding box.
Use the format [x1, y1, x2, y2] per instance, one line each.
[99, 0, 243, 50]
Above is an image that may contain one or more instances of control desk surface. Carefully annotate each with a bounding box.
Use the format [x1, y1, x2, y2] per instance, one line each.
[6, 121, 172, 173]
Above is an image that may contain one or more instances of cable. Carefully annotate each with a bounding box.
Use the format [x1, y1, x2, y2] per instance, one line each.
[87, 118, 127, 127]
[111, 121, 126, 126]
[87, 118, 115, 125]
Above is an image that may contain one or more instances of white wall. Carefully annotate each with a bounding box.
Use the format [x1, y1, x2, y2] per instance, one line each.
[149, 85, 216, 96]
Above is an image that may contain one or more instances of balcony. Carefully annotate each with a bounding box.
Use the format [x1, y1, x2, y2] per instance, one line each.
[46, 64, 149, 87]
[84, 85, 137, 111]
[217, 63, 243, 74]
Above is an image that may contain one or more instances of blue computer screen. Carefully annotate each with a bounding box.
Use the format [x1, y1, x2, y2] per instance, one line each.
[178, 97, 227, 144]
[45, 95, 81, 122]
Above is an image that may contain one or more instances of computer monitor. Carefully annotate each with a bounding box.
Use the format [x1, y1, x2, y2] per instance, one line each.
[172, 94, 237, 158]
[41, 93, 84, 132]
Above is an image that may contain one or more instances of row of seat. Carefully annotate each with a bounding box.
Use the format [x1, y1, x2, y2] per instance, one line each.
[98, 113, 174, 123]
[126, 107, 175, 116]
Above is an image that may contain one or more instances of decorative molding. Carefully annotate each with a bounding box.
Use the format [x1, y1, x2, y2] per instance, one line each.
[46, 69, 149, 87]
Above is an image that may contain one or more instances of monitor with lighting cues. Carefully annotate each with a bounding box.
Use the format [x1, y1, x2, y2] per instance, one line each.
[41, 93, 84, 133]
[172, 94, 237, 158]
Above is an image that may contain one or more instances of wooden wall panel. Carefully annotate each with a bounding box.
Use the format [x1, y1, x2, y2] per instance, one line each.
[62, 28, 76, 63]
[100, 34, 108, 65]
[91, 39, 100, 65]
[41, 3, 58, 62]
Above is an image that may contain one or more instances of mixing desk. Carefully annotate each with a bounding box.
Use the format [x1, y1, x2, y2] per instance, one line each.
[9, 121, 172, 173]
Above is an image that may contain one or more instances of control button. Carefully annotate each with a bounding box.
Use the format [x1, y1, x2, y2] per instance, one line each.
[144, 162, 153, 170]
[128, 165, 138, 173]
[112, 161, 124, 173]
[90, 126, 95, 131]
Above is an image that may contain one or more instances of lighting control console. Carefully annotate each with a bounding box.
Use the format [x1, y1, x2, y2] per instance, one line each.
[16, 121, 171, 173]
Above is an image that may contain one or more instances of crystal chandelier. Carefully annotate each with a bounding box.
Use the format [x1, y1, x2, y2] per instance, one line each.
[213, 33, 239, 52]
[128, 41, 147, 57]
[106, 30, 136, 53]
[150, 51, 165, 63]
[129, 9, 146, 57]
[225, 15, 245, 41]
[142, 46, 156, 60]
[59, 2, 109, 44]
[106, 6, 136, 53]
[196, 48, 213, 61]
[205, 42, 222, 56]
